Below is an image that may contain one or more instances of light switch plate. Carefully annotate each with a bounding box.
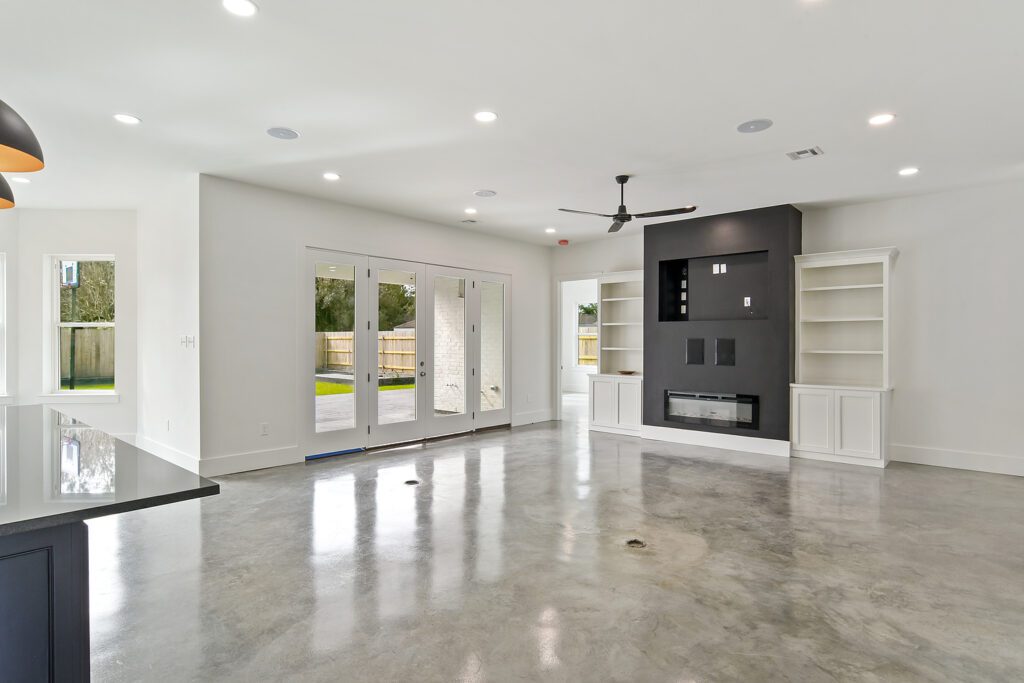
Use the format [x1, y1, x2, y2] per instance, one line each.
[721, 263, 727, 273]
[744, 296, 751, 307]
[712, 264, 720, 274]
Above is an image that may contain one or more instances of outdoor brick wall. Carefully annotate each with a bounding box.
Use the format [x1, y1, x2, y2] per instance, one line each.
[479, 281, 504, 410]
[433, 276, 466, 414]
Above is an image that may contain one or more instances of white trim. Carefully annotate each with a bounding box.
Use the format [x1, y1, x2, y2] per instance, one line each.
[39, 392, 120, 404]
[590, 423, 641, 436]
[512, 408, 552, 426]
[197, 444, 303, 477]
[889, 443, 1024, 477]
[792, 449, 886, 468]
[641, 424, 791, 457]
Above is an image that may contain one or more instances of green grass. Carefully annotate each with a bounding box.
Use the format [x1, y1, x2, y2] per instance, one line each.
[316, 381, 414, 396]
[60, 382, 115, 391]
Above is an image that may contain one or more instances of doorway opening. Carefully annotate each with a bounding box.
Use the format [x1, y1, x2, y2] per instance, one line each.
[559, 278, 599, 424]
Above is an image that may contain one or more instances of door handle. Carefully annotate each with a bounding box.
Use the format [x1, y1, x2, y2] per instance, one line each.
[419, 371, 426, 377]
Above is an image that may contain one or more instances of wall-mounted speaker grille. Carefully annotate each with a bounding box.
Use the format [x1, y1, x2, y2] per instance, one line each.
[786, 146, 824, 160]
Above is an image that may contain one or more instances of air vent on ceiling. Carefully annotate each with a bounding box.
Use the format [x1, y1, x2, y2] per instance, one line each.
[461, 219, 477, 224]
[786, 146, 824, 161]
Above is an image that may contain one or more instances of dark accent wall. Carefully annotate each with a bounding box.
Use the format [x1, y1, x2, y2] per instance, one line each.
[643, 205, 801, 441]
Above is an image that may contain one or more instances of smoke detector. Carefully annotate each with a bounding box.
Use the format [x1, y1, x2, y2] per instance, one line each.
[786, 146, 824, 160]
[473, 189, 497, 198]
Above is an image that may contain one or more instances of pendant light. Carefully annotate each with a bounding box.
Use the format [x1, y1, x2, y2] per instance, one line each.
[0, 99, 45, 172]
[0, 174, 14, 209]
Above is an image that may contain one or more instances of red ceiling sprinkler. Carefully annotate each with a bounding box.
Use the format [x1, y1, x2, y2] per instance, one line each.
[558, 239, 569, 246]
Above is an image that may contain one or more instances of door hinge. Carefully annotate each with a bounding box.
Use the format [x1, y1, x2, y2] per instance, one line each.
[367, 320, 370, 330]
[472, 324, 475, 332]
[367, 373, 371, 382]
[367, 268, 370, 277]
[472, 368, 475, 376]
[367, 426, 370, 434]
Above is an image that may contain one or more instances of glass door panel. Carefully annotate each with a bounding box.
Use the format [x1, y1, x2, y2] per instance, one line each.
[314, 262, 358, 433]
[432, 275, 467, 417]
[377, 269, 418, 425]
[476, 273, 511, 429]
[479, 280, 505, 411]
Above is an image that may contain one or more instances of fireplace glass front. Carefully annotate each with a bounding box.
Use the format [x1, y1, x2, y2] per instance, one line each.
[664, 391, 759, 430]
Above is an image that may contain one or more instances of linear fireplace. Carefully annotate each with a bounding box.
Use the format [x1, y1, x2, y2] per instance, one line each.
[664, 391, 759, 430]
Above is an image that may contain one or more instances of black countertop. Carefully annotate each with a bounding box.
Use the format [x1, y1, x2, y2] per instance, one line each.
[0, 405, 219, 535]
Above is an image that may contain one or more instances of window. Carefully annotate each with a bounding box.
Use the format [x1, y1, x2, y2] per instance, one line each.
[54, 257, 115, 392]
[576, 302, 597, 366]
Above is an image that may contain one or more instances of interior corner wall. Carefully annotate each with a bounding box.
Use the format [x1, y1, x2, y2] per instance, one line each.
[13, 209, 138, 435]
[136, 173, 202, 471]
[551, 233, 644, 278]
[803, 179, 1024, 476]
[0, 211, 19, 399]
[197, 175, 553, 476]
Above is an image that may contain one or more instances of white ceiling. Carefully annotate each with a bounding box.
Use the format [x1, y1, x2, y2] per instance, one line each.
[3, 0, 1023, 244]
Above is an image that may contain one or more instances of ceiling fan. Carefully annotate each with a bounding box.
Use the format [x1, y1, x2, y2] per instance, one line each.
[559, 175, 697, 232]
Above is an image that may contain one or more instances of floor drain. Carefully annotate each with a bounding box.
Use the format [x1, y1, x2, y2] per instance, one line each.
[404, 480, 420, 486]
[625, 538, 647, 549]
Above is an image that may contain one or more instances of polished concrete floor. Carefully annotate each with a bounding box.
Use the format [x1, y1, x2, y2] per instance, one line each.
[89, 417, 1024, 681]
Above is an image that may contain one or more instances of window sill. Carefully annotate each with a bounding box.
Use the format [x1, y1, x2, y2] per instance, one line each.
[39, 392, 120, 404]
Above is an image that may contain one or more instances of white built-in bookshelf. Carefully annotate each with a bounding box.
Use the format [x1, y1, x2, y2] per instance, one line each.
[795, 248, 898, 389]
[597, 271, 644, 374]
[791, 247, 898, 467]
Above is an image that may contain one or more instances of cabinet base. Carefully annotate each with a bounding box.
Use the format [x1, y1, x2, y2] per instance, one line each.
[792, 449, 888, 468]
[589, 423, 642, 436]
[640, 425, 790, 457]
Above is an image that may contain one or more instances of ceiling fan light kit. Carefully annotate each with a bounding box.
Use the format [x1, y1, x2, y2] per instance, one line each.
[559, 174, 696, 232]
[0, 98, 46, 209]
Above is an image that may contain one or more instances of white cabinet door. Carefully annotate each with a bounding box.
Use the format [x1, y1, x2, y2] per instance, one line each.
[616, 380, 642, 429]
[792, 387, 834, 454]
[834, 389, 881, 459]
[590, 377, 616, 427]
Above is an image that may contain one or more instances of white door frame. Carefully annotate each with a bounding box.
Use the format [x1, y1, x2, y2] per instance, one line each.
[300, 248, 370, 458]
[552, 272, 603, 422]
[475, 271, 512, 429]
[368, 257, 427, 447]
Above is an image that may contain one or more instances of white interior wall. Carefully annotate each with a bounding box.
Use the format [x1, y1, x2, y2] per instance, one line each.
[11, 209, 138, 435]
[0, 212, 18, 399]
[551, 234, 644, 278]
[135, 173, 202, 470]
[804, 179, 1024, 476]
[560, 279, 598, 393]
[197, 175, 553, 476]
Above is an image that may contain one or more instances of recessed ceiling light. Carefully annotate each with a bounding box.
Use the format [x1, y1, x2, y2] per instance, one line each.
[898, 167, 919, 176]
[323, 172, 340, 181]
[464, 207, 477, 215]
[474, 189, 497, 198]
[223, 0, 259, 17]
[267, 127, 300, 140]
[474, 111, 498, 123]
[737, 118, 773, 133]
[113, 113, 141, 125]
[10, 177, 30, 184]
[545, 227, 556, 233]
[869, 113, 896, 126]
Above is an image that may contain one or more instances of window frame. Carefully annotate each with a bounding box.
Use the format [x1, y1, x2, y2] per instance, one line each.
[48, 254, 117, 395]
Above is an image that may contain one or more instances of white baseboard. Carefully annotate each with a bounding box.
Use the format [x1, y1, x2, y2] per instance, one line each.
[197, 444, 303, 477]
[641, 425, 790, 457]
[590, 423, 642, 436]
[513, 409, 553, 427]
[890, 443, 1024, 477]
[125, 435, 201, 474]
[792, 449, 886, 469]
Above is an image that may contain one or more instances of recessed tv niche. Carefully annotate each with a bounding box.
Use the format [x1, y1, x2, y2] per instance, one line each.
[658, 250, 770, 322]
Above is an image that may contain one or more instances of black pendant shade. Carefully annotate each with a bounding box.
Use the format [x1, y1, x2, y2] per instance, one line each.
[0, 99, 44, 172]
[0, 174, 14, 210]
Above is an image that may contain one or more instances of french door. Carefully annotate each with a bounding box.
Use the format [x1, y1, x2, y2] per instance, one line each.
[303, 249, 510, 457]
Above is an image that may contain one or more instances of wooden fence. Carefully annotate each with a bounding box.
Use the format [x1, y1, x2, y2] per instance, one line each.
[578, 326, 597, 366]
[60, 328, 115, 381]
[317, 331, 416, 376]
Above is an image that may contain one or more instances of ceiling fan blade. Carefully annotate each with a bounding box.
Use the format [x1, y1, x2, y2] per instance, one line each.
[607, 220, 625, 233]
[559, 208, 616, 218]
[632, 206, 698, 219]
